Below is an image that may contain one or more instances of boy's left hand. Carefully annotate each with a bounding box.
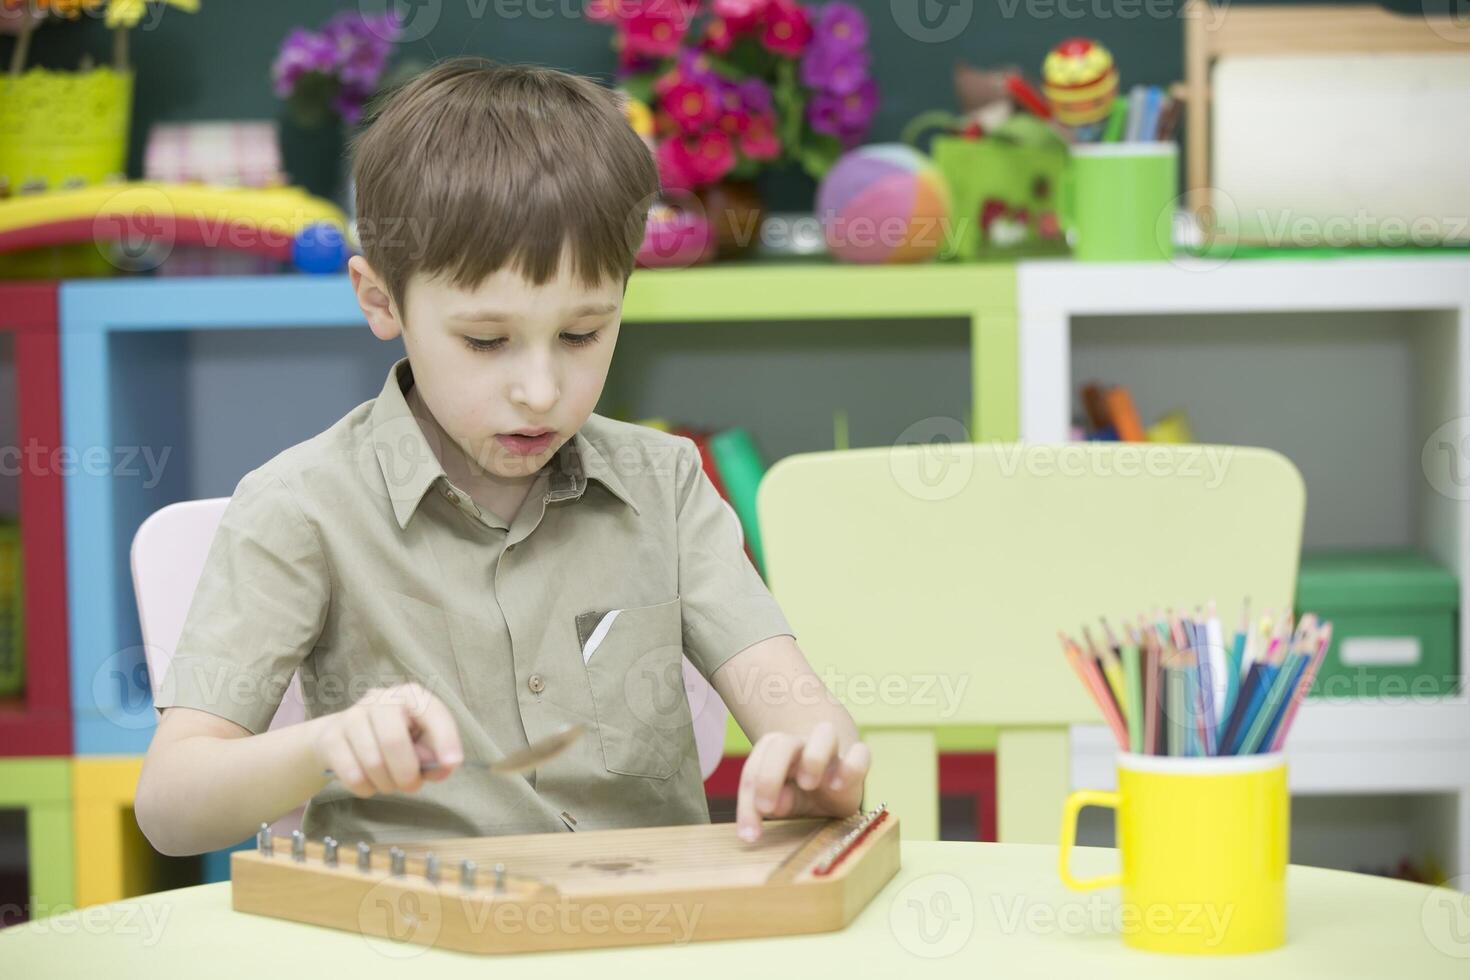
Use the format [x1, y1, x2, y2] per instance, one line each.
[735, 721, 871, 842]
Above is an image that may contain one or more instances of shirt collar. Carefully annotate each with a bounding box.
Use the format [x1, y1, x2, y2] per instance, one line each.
[369, 357, 640, 529]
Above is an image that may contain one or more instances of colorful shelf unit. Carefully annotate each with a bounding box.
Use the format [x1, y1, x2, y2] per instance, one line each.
[71, 756, 199, 907]
[0, 282, 70, 756]
[1021, 256, 1470, 878]
[60, 265, 1018, 753]
[0, 757, 74, 920]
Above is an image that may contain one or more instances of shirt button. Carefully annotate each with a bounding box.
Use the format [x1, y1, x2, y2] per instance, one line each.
[527, 674, 545, 694]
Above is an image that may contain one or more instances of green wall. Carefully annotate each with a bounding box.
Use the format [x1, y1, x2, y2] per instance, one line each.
[6, 0, 1433, 208]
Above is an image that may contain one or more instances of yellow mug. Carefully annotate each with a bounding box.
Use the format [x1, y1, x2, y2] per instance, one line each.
[1058, 752, 1288, 955]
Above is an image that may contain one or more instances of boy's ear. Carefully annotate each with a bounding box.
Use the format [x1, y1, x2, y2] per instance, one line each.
[348, 255, 404, 341]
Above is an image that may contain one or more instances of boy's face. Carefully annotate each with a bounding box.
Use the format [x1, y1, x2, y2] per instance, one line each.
[350, 250, 623, 481]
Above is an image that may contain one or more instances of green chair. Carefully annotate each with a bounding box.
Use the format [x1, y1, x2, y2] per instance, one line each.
[757, 442, 1305, 842]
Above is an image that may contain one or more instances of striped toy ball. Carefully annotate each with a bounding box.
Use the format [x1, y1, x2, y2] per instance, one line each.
[816, 144, 952, 264]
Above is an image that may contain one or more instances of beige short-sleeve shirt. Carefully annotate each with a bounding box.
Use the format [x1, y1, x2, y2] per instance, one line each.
[154, 357, 794, 843]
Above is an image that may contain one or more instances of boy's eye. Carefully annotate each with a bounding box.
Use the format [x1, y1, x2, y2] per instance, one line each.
[463, 331, 601, 353]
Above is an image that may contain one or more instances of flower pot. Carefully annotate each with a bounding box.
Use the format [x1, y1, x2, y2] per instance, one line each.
[277, 111, 347, 206]
[0, 66, 133, 192]
[694, 180, 766, 260]
[0, 66, 133, 278]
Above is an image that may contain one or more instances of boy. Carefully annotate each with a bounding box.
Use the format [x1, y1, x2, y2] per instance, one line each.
[136, 58, 870, 855]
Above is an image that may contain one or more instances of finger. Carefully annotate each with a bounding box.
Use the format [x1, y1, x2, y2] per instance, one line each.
[370, 704, 423, 793]
[795, 722, 837, 792]
[344, 719, 392, 796]
[322, 733, 371, 797]
[735, 737, 773, 842]
[416, 742, 455, 782]
[401, 685, 464, 770]
[829, 740, 872, 793]
[749, 735, 804, 827]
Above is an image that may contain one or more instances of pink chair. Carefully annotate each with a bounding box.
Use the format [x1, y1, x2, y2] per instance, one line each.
[130, 498, 730, 832]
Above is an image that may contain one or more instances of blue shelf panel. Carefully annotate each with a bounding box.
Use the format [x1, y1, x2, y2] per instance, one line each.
[61, 275, 366, 754]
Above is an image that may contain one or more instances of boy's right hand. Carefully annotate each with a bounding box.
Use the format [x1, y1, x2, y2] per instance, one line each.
[312, 682, 464, 798]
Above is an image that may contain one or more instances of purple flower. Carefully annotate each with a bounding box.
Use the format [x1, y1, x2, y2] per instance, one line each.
[835, 77, 878, 130]
[272, 28, 338, 98]
[808, 77, 877, 138]
[808, 90, 844, 137]
[274, 11, 403, 123]
[815, 2, 867, 50]
[737, 78, 773, 114]
[799, 41, 869, 95]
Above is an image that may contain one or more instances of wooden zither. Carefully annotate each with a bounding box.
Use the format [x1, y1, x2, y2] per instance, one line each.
[231, 804, 899, 954]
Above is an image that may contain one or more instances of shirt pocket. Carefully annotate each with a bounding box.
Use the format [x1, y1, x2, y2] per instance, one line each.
[579, 596, 691, 780]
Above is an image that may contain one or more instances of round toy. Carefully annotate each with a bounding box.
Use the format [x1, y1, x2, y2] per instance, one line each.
[291, 221, 349, 274]
[1042, 38, 1119, 127]
[637, 201, 716, 268]
[816, 144, 951, 265]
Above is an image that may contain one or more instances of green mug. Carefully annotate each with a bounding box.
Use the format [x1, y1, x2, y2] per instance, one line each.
[1063, 142, 1178, 262]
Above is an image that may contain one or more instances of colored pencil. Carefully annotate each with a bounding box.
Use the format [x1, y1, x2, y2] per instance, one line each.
[1059, 633, 1128, 748]
[1122, 639, 1143, 754]
[1268, 623, 1333, 752]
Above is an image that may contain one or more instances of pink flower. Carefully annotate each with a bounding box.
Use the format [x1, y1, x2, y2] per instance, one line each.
[761, 0, 811, 56]
[665, 79, 720, 132]
[687, 128, 737, 184]
[713, 0, 769, 32]
[624, 3, 693, 57]
[702, 16, 734, 52]
[656, 136, 698, 191]
[738, 112, 781, 160]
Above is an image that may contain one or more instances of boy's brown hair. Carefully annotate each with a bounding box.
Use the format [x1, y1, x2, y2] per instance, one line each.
[350, 57, 659, 316]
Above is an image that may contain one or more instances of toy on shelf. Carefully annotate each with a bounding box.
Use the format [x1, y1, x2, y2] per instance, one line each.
[816, 144, 951, 265]
[1042, 38, 1119, 128]
[905, 62, 1070, 261]
[0, 181, 352, 276]
[1077, 381, 1193, 443]
[622, 92, 717, 269]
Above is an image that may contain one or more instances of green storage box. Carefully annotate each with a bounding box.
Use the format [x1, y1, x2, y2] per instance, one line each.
[0, 520, 22, 697]
[1295, 549, 1459, 699]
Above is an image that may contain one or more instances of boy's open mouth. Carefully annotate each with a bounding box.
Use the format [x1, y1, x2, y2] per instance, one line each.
[496, 431, 555, 456]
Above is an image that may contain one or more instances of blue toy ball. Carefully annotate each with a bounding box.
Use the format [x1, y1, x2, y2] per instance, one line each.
[291, 222, 348, 274]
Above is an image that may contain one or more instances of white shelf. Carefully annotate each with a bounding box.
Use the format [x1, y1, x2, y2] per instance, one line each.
[1019, 256, 1470, 876]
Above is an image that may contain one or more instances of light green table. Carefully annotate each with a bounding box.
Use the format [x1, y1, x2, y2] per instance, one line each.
[4, 842, 1467, 976]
